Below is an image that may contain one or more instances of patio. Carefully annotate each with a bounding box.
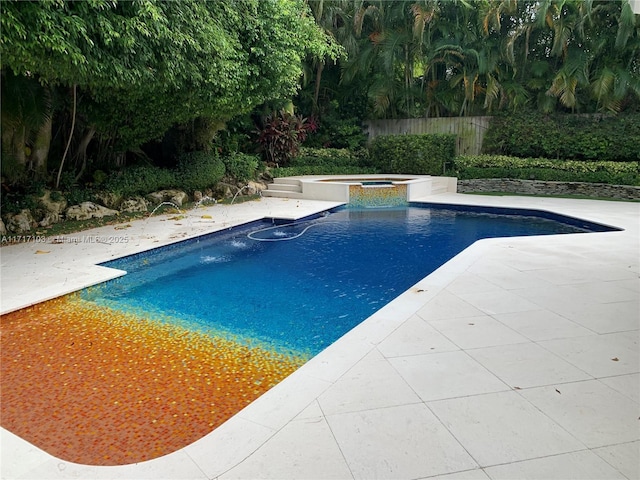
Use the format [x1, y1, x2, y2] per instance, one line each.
[1, 193, 638, 480]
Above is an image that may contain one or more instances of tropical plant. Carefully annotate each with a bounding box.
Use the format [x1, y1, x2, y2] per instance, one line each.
[256, 111, 315, 166]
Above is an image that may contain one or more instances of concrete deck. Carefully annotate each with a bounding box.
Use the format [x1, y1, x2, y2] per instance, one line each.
[1, 194, 638, 480]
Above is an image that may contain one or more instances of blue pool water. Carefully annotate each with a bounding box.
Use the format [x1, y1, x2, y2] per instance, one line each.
[87, 204, 613, 355]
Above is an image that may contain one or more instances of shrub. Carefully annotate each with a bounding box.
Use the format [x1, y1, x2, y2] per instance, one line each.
[104, 165, 175, 198]
[368, 134, 456, 175]
[271, 166, 375, 177]
[451, 155, 640, 185]
[483, 112, 640, 162]
[176, 151, 226, 192]
[256, 111, 313, 166]
[289, 147, 364, 168]
[223, 153, 259, 182]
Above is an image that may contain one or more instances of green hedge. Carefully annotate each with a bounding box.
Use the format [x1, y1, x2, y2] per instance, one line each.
[271, 166, 375, 177]
[176, 151, 226, 191]
[369, 134, 456, 174]
[452, 155, 640, 186]
[223, 152, 259, 182]
[289, 147, 367, 167]
[483, 112, 640, 162]
[104, 165, 176, 198]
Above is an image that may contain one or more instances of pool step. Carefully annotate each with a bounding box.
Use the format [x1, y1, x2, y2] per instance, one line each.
[262, 178, 304, 199]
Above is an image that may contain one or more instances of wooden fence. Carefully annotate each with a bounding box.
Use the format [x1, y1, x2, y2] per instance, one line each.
[365, 116, 492, 155]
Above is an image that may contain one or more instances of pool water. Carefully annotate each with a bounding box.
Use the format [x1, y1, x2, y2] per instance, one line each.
[90, 204, 598, 356]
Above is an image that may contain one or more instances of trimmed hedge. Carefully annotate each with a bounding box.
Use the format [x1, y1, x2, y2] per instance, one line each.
[271, 166, 375, 178]
[104, 165, 176, 198]
[369, 134, 456, 175]
[452, 155, 640, 186]
[483, 112, 640, 162]
[223, 152, 259, 182]
[289, 147, 366, 167]
[176, 151, 226, 191]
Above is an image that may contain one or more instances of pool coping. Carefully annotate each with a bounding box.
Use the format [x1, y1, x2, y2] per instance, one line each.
[1, 193, 638, 479]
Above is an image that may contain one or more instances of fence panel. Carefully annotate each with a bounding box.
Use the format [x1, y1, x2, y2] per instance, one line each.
[365, 117, 492, 155]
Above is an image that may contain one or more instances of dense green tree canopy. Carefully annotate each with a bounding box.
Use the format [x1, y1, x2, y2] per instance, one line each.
[298, 0, 640, 119]
[1, 0, 341, 180]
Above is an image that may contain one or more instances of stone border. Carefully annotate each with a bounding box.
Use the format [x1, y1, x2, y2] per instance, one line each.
[457, 178, 640, 201]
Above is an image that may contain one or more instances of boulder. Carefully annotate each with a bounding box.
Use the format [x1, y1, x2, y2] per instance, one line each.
[0, 217, 7, 235]
[246, 181, 266, 195]
[146, 190, 188, 207]
[193, 190, 203, 202]
[37, 190, 68, 227]
[39, 190, 67, 216]
[120, 196, 149, 213]
[39, 212, 61, 227]
[94, 191, 123, 209]
[6, 209, 36, 234]
[66, 202, 119, 221]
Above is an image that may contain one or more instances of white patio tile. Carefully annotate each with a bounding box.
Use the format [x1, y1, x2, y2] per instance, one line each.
[565, 281, 639, 304]
[427, 391, 585, 467]
[539, 331, 639, 377]
[219, 415, 352, 480]
[183, 417, 275, 479]
[529, 265, 637, 285]
[426, 469, 491, 480]
[327, 403, 478, 479]
[472, 264, 555, 291]
[317, 349, 421, 415]
[236, 371, 331, 430]
[389, 351, 509, 402]
[599, 373, 640, 403]
[545, 301, 640, 334]
[467, 342, 592, 389]
[484, 450, 628, 479]
[427, 315, 529, 349]
[520, 380, 640, 448]
[456, 290, 541, 315]
[493, 309, 594, 341]
[18, 449, 207, 480]
[593, 441, 640, 480]
[443, 273, 502, 296]
[377, 315, 459, 358]
[416, 291, 485, 321]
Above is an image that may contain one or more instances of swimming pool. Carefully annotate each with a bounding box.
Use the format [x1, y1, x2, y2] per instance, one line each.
[0, 203, 617, 465]
[90, 203, 612, 355]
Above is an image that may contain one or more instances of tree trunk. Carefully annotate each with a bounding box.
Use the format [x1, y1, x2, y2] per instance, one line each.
[56, 84, 77, 189]
[74, 127, 96, 182]
[28, 114, 52, 176]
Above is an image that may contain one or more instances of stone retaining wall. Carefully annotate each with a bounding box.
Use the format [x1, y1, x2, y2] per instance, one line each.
[457, 179, 640, 201]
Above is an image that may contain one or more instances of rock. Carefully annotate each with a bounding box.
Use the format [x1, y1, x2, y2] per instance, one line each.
[6, 209, 36, 234]
[0, 218, 7, 235]
[246, 181, 266, 195]
[120, 196, 149, 213]
[94, 191, 122, 209]
[193, 191, 203, 202]
[146, 189, 189, 207]
[39, 212, 61, 227]
[39, 190, 67, 216]
[37, 190, 67, 227]
[66, 202, 119, 221]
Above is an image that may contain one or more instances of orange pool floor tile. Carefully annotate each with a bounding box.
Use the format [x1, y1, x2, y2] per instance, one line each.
[0, 295, 308, 465]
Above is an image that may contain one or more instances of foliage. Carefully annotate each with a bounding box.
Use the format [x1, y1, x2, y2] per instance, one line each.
[0, 0, 341, 183]
[223, 153, 260, 182]
[301, 0, 640, 119]
[483, 112, 640, 161]
[452, 155, 640, 186]
[368, 134, 456, 174]
[175, 151, 226, 192]
[271, 166, 375, 177]
[103, 165, 176, 198]
[256, 111, 314, 166]
[289, 147, 366, 167]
